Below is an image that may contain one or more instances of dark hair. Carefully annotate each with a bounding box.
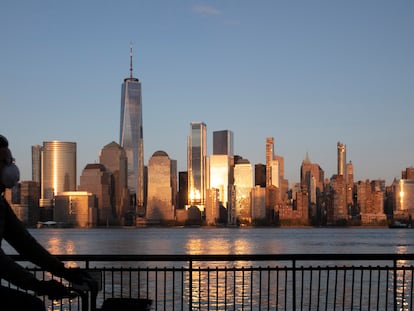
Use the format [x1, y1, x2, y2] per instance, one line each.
[0, 135, 9, 148]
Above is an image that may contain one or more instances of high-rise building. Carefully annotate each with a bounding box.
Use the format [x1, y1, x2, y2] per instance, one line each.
[187, 122, 207, 209]
[146, 151, 177, 223]
[254, 164, 266, 187]
[31, 145, 42, 184]
[6, 181, 40, 226]
[178, 171, 188, 210]
[78, 163, 113, 226]
[265, 137, 274, 187]
[209, 154, 231, 208]
[99, 141, 129, 225]
[54, 191, 97, 228]
[337, 142, 346, 178]
[40, 141, 76, 209]
[120, 46, 144, 210]
[213, 130, 234, 156]
[251, 186, 266, 221]
[234, 158, 253, 223]
[300, 153, 324, 204]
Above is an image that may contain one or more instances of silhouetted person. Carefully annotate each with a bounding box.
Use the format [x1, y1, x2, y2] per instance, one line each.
[0, 134, 96, 310]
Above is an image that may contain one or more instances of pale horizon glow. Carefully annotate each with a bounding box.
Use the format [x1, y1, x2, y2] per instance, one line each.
[1, 1, 413, 187]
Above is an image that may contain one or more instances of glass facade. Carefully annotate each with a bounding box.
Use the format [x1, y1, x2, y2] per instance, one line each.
[188, 122, 207, 208]
[209, 154, 230, 207]
[395, 179, 414, 211]
[120, 73, 144, 208]
[41, 141, 76, 202]
[31, 144, 42, 184]
[213, 130, 234, 156]
[234, 160, 253, 222]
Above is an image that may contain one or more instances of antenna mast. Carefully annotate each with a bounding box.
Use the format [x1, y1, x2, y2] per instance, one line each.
[129, 43, 133, 79]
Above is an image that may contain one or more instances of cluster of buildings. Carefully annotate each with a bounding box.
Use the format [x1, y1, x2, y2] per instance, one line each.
[5, 51, 414, 228]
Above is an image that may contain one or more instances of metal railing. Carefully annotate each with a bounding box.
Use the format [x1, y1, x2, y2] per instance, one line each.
[5, 253, 414, 310]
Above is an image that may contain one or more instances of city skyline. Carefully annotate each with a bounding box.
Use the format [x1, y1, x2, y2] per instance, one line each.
[1, 1, 413, 186]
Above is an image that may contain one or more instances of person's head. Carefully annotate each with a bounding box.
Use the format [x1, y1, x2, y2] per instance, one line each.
[0, 135, 20, 193]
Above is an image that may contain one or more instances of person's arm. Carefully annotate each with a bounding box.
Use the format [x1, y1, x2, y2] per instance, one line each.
[2, 198, 66, 276]
[1, 197, 98, 290]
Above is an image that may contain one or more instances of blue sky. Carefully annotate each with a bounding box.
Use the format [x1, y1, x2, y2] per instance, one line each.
[1, 0, 413, 186]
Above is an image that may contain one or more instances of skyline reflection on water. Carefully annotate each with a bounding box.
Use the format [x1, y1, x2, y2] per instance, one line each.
[4, 227, 414, 310]
[3, 227, 414, 255]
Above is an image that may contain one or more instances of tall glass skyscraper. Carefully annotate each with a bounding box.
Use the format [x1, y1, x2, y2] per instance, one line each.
[213, 130, 234, 156]
[187, 122, 207, 209]
[120, 47, 144, 209]
[39, 141, 76, 208]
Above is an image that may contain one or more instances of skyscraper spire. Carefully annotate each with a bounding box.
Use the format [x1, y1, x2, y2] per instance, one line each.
[129, 43, 133, 79]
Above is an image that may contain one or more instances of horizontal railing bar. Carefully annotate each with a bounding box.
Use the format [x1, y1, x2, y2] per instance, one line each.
[8, 253, 414, 262]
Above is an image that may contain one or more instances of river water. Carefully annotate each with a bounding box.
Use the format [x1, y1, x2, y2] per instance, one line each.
[4, 227, 414, 310]
[4, 227, 414, 255]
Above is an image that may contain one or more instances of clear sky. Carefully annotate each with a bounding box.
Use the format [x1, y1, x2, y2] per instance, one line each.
[1, 0, 413, 186]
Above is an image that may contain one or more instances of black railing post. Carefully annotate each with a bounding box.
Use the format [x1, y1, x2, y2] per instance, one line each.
[393, 259, 397, 311]
[292, 259, 296, 311]
[189, 258, 193, 311]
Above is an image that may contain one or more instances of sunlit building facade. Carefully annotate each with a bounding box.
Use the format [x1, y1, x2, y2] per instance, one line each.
[205, 188, 219, 225]
[187, 122, 207, 210]
[251, 186, 266, 221]
[146, 151, 177, 223]
[54, 191, 97, 228]
[357, 180, 387, 225]
[120, 47, 144, 209]
[337, 142, 346, 178]
[394, 179, 414, 212]
[265, 137, 274, 187]
[78, 163, 113, 226]
[209, 154, 231, 208]
[234, 158, 253, 223]
[6, 181, 40, 226]
[40, 141, 76, 208]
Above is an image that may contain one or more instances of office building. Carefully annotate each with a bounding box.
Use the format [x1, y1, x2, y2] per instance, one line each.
[178, 171, 188, 210]
[120, 46, 144, 209]
[251, 186, 266, 221]
[394, 179, 414, 213]
[6, 181, 40, 226]
[39, 141, 76, 209]
[213, 130, 234, 156]
[254, 164, 266, 187]
[31, 145, 42, 184]
[300, 153, 324, 204]
[146, 151, 177, 223]
[205, 188, 220, 225]
[209, 154, 231, 208]
[187, 122, 207, 210]
[54, 191, 97, 228]
[79, 163, 113, 226]
[99, 141, 130, 225]
[234, 158, 253, 223]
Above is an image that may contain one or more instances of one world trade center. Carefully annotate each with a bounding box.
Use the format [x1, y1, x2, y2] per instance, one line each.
[120, 46, 144, 213]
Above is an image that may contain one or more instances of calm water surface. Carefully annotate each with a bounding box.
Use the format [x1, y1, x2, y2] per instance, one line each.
[4, 227, 414, 255]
